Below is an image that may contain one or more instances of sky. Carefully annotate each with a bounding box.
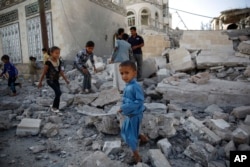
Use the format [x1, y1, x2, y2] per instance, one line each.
[169, 0, 250, 30]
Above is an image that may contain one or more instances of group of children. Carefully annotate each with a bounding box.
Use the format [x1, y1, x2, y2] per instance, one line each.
[0, 36, 147, 164]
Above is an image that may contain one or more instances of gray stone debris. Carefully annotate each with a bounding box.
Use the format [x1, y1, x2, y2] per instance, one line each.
[102, 140, 121, 155]
[80, 151, 128, 167]
[231, 106, 250, 119]
[184, 142, 216, 166]
[148, 149, 172, 167]
[91, 88, 121, 107]
[141, 58, 158, 78]
[157, 138, 172, 158]
[144, 103, 167, 114]
[224, 140, 236, 158]
[73, 93, 99, 105]
[204, 104, 223, 115]
[238, 40, 250, 55]
[188, 72, 210, 85]
[41, 123, 59, 138]
[16, 118, 42, 136]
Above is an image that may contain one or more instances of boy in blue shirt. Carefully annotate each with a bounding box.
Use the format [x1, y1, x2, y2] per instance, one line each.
[0, 55, 21, 96]
[118, 60, 147, 164]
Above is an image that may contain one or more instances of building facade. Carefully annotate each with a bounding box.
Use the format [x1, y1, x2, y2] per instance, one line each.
[0, 0, 126, 64]
[123, 0, 172, 34]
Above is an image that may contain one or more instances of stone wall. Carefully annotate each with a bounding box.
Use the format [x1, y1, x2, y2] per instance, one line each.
[142, 34, 170, 59]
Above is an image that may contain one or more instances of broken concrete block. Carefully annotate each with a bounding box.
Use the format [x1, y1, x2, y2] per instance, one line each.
[95, 62, 105, 72]
[189, 72, 210, 85]
[157, 69, 170, 82]
[238, 41, 250, 55]
[205, 119, 232, 140]
[141, 58, 158, 78]
[148, 149, 171, 167]
[73, 93, 99, 105]
[213, 111, 229, 121]
[224, 140, 236, 158]
[141, 114, 176, 139]
[183, 116, 221, 144]
[80, 151, 127, 167]
[29, 145, 46, 154]
[245, 115, 250, 125]
[144, 103, 167, 114]
[244, 66, 250, 77]
[16, 118, 42, 136]
[232, 128, 249, 144]
[61, 93, 75, 106]
[169, 47, 195, 72]
[157, 138, 172, 158]
[102, 140, 121, 155]
[204, 104, 224, 114]
[231, 106, 250, 119]
[91, 88, 121, 107]
[36, 97, 53, 107]
[184, 142, 216, 166]
[94, 115, 120, 135]
[156, 79, 250, 111]
[76, 105, 116, 116]
[41, 123, 59, 138]
[154, 56, 167, 69]
[196, 50, 250, 69]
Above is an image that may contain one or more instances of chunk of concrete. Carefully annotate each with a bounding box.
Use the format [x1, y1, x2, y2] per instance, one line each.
[142, 58, 158, 78]
[156, 79, 250, 111]
[80, 151, 127, 167]
[196, 50, 250, 69]
[102, 140, 121, 155]
[16, 118, 42, 136]
[157, 69, 170, 82]
[41, 123, 59, 138]
[238, 41, 250, 55]
[148, 149, 172, 167]
[189, 72, 210, 85]
[183, 117, 221, 144]
[208, 119, 230, 131]
[245, 115, 250, 125]
[184, 142, 216, 166]
[213, 111, 229, 121]
[232, 128, 249, 144]
[144, 103, 167, 114]
[231, 106, 250, 119]
[157, 138, 172, 157]
[224, 140, 236, 158]
[91, 88, 121, 107]
[169, 47, 195, 72]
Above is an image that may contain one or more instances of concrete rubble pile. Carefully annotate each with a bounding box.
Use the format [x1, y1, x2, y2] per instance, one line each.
[1, 29, 250, 167]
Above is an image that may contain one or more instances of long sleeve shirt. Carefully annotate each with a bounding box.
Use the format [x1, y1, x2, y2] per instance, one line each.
[74, 49, 95, 70]
[121, 78, 145, 116]
[112, 40, 132, 63]
[1, 62, 18, 77]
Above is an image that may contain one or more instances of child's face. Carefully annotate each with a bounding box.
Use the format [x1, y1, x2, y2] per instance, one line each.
[50, 49, 60, 59]
[119, 66, 137, 83]
[86, 47, 94, 54]
[1, 59, 7, 63]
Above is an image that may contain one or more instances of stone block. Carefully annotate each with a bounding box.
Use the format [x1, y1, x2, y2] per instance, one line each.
[102, 140, 121, 155]
[184, 142, 216, 166]
[148, 149, 171, 167]
[184, 117, 221, 144]
[189, 72, 210, 85]
[16, 118, 42, 136]
[224, 140, 236, 158]
[41, 123, 59, 138]
[144, 103, 167, 114]
[91, 88, 121, 107]
[169, 47, 195, 72]
[157, 138, 172, 157]
[157, 69, 171, 82]
[73, 93, 99, 105]
[232, 128, 249, 144]
[244, 66, 250, 77]
[213, 111, 229, 121]
[245, 115, 250, 125]
[141, 58, 158, 78]
[204, 104, 223, 114]
[156, 79, 250, 111]
[238, 41, 250, 55]
[231, 106, 250, 119]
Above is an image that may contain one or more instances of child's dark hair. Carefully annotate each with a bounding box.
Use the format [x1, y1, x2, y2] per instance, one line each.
[122, 33, 129, 40]
[118, 28, 124, 35]
[86, 41, 95, 47]
[119, 60, 137, 71]
[42, 48, 47, 52]
[1, 55, 9, 61]
[130, 26, 136, 31]
[49, 46, 60, 55]
[29, 56, 33, 61]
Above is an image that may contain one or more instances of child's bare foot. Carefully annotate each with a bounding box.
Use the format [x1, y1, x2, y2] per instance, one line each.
[139, 134, 149, 145]
[10, 93, 17, 96]
[133, 151, 142, 164]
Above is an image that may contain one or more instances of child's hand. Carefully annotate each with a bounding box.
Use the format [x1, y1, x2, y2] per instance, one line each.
[82, 69, 88, 74]
[117, 109, 122, 114]
[66, 80, 70, 85]
[94, 68, 97, 73]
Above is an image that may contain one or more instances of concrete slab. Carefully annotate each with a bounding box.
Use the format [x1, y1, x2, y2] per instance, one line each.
[148, 149, 172, 167]
[16, 118, 42, 136]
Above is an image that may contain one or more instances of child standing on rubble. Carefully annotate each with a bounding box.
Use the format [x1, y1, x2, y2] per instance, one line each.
[0, 55, 21, 96]
[38, 46, 70, 113]
[117, 60, 148, 164]
[74, 41, 97, 93]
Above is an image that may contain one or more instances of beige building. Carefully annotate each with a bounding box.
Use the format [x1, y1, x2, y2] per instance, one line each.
[0, 0, 126, 64]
